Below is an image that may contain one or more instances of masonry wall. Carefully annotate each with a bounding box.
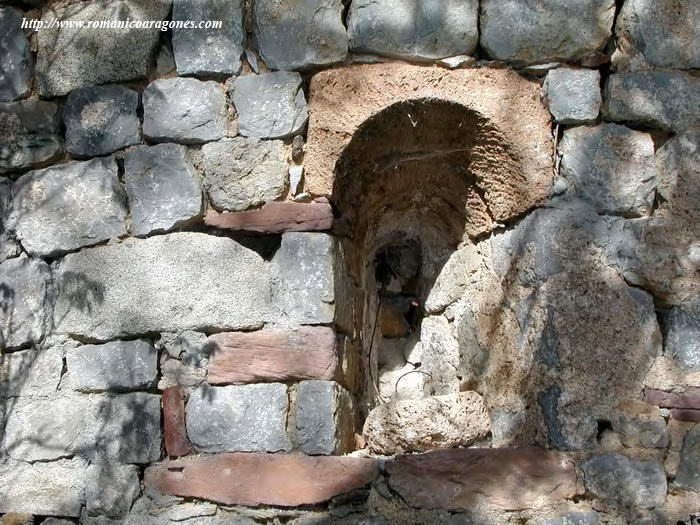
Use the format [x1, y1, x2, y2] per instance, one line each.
[0, 0, 699, 524]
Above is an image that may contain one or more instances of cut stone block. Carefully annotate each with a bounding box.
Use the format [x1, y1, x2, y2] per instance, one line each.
[163, 386, 192, 457]
[0, 7, 32, 102]
[665, 307, 700, 371]
[296, 380, 354, 455]
[644, 388, 700, 410]
[85, 463, 140, 518]
[0, 344, 64, 398]
[204, 200, 333, 234]
[676, 424, 700, 492]
[543, 68, 601, 125]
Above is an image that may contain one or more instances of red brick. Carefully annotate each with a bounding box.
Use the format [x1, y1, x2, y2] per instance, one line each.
[162, 386, 191, 458]
[144, 453, 378, 507]
[644, 387, 700, 409]
[207, 327, 339, 385]
[670, 409, 700, 422]
[386, 448, 578, 512]
[204, 200, 333, 234]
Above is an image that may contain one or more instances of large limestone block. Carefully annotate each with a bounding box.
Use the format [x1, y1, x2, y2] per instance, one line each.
[296, 380, 354, 455]
[543, 68, 601, 125]
[36, 0, 172, 97]
[53, 232, 270, 340]
[0, 7, 32, 102]
[0, 344, 64, 398]
[85, 463, 141, 518]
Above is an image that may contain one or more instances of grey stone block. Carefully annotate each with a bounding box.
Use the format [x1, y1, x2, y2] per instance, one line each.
[63, 85, 140, 158]
[537, 512, 600, 525]
[480, 0, 615, 65]
[0, 178, 20, 262]
[0, 257, 52, 350]
[604, 71, 700, 132]
[173, 0, 244, 76]
[63, 340, 158, 392]
[157, 331, 208, 360]
[186, 383, 291, 453]
[296, 380, 353, 455]
[676, 423, 700, 491]
[231, 72, 308, 139]
[202, 137, 287, 211]
[0, 344, 64, 398]
[611, 403, 668, 449]
[348, 0, 478, 61]
[124, 143, 203, 236]
[0, 100, 63, 174]
[665, 307, 700, 371]
[0, 7, 32, 102]
[253, 0, 347, 70]
[143, 77, 227, 144]
[86, 463, 141, 518]
[559, 124, 657, 217]
[36, 0, 172, 97]
[543, 68, 601, 124]
[53, 232, 270, 340]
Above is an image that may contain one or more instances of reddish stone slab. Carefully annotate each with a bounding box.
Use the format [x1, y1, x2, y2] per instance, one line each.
[204, 200, 333, 234]
[162, 386, 192, 457]
[144, 453, 378, 507]
[670, 409, 700, 422]
[644, 388, 700, 409]
[207, 326, 339, 385]
[386, 448, 578, 512]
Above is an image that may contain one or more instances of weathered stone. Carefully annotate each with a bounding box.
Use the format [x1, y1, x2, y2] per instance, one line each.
[86, 463, 140, 518]
[387, 448, 577, 512]
[172, 0, 244, 75]
[613, 0, 700, 71]
[676, 424, 700, 491]
[9, 157, 127, 257]
[671, 409, 700, 423]
[253, 0, 347, 70]
[296, 380, 354, 455]
[0, 101, 62, 173]
[424, 242, 481, 314]
[0, 514, 32, 525]
[0, 345, 63, 398]
[364, 392, 490, 455]
[480, 0, 615, 66]
[63, 85, 140, 158]
[0, 257, 51, 350]
[231, 72, 308, 139]
[207, 327, 339, 384]
[0, 7, 32, 102]
[644, 388, 700, 409]
[39, 519, 74, 525]
[611, 401, 668, 448]
[145, 453, 379, 507]
[581, 453, 666, 510]
[0, 178, 19, 262]
[665, 307, 700, 371]
[205, 200, 333, 234]
[348, 0, 477, 61]
[163, 386, 192, 457]
[202, 138, 287, 211]
[143, 78, 227, 144]
[420, 316, 461, 395]
[124, 143, 203, 236]
[53, 232, 270, 340]
[63, 340, 158, 392]
[36, 0, 171, 97]
[186, 383, 291, 453]
[158, 331, 208, 360]
[559, 124, 656, 217]
[272, 232, 335, 325]
[536, 512, 601, 525]
[656, 131, 700, 225]
[0, 458, 87, 517]
[543, 68, 601, 125]
[604, 72, 700, 132]
[159, 353, 207, 391]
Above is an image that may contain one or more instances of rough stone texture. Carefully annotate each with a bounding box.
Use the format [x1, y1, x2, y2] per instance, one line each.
[537, 512, 601, 525]
[424, 242, 482, 314]
[2, 393, 161, 463]
[0, 178, 19, 262]
[296, 380, 354, 455]
[420, 315, 462, 396]
[86, 463, 140, 518]
[0, 344, 63, 398]
[387, 448, 577, 512]
[124, 143, 203, 235]
[581, 453, 666, 511]
[604, 72, 700, 132]
[480, 0, 615, 66]
[143, 78, 227, 144]
[53, 232, 270, 340]
[159, 353, 207, 391]
[0, 101, 63, 173]
[231, 72, 308, 139]
[186, 383, 291, 453]
[204, 200, 333, 234]
[37, 519, 74, 525]
[363, 392, 490, 455]
[675, 423, 700, 491]
[63, 85, 140, 158]
[173, 0, 244, 76]
[62, 340, 158, 392]
[348, 0, 478, 61]
[272, 232, 335, 325]
[543, 68, 601, 124]
[145, 453, 379, 507]
[671, 409, 700, 423]
[0, 257, 51, 350]
[9, 157, 127, 257]
[613, 0, 700, 71]
[207, 327, 339, 384]
[0, 458, 87, 517]
[202, 138, 287, 211]
[559, 124, 656, 217]
[611, 401, 668, 448]
[0, 7, 32, 102]
[665, 308, 700, 371]
[644, 388, 700, 409]
[253, 0, 347, 70]
[36, 0, 172, 97]
[163, 386, 192, 457]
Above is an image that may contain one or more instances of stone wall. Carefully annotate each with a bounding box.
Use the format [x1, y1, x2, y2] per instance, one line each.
[0, 0, 699, 524]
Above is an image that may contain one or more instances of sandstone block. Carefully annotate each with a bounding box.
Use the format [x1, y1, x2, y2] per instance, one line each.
[204, 200, 333, 234]
[296, 380, 354, 455]
[0, 7, 32, 102]
[163, 386, 192, 457]
[0, 101, 62, 173]
[543, 68, 601, 125]
[644, 388, 700, 409]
